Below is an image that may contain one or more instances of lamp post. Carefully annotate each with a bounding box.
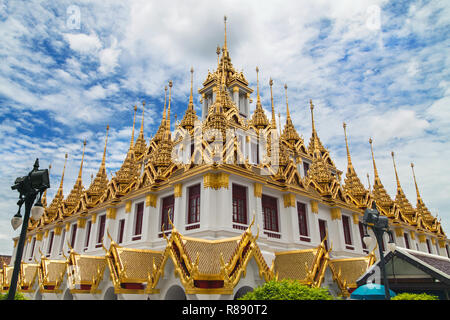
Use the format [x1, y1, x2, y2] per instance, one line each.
[362, 201, 395, 300]
[8, 159, 49, 300]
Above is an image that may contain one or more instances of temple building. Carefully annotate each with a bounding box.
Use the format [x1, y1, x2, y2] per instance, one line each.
[3, 17, 449, 300]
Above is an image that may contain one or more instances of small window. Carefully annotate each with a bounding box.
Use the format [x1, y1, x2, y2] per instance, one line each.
[318, 219, 328, 251]
[297, 202, 309, 242]
[426, 239, 432, 254]
[303, 162, 310, 177]
[46, 231, 54, 257]
[232, 184, 247, 225]
[262, 195, 279, 232]
[84, 220, 92, 251]
[342, 215, 353, 249]
[30, 237, 36, 261]
[161, 195, 175, 232]
[70, 223, 78, 250]
[188, 185, 201, 224]
[133, 202, 144, 241]
[118, 219, 125, 244]
[403, 233, 410, 249]
[59, 229, 66, 255]
[358, 222, 367, 252]
[96, 214, 106, 248]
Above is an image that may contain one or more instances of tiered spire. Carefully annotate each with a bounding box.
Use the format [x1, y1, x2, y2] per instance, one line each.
[369, 138, 393, 211]
[342, 123, 367, 204]
[251, 66, 269, 129]
[391, 152, 414, 216]
[281, 84, 300, 144]
[86, 125, 109, 204]
[307, 100, 327, 156]
[46, 153, 68, 219]
[269, 78, 276, 130]
[64, 140, 86, 213]
[410, 163, 434, 223]
[180, 67, 198, 131]
[134, 101, 147, 158]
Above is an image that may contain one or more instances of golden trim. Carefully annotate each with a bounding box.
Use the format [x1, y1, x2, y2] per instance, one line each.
[352, 213, 359, 225]
[253, 183, 262, 198]
[330, 208, 341, 220]
[203, 172, 229, 189]
[410, 231, 416, 240]
[125, 201, 132, 213]
[36, 233, 43, 241]
[77, 218, 86, 229]
[310, 200, 319, 214]
[418, 234, 426, 243]
[174, 183, 183, 198]
[146, 194, 157, 207]
[395, 227, 404, 237]
[106, 208, 116, 220]
[283, 193, 296, 208]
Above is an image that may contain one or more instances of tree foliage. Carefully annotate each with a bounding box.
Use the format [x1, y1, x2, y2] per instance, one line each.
[0, 291, 28, 300]
[238, 279, 334, 300]
[391, 292, 439, 300]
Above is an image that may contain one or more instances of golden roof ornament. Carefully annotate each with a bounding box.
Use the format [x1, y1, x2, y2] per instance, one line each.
[64, 140, 87, 213]
[180, 67, 198, 131]
[250, 66, 269, 129]
[46, 153, 68, 219]
[391, 152, 414, 216]
[280, 84, 301, 144]
[134, 101, 147, 159]
[410, 163, 434, 223]
[307, 100, 327, 156]
[269, 78, 277, 130]
[342, 123, 367, 203]
[369, 138, 393, 210]
[86, 125, 110, 203]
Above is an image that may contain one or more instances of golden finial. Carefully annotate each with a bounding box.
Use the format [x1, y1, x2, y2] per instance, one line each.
[166, 81, 173, 131]
[343, 122, 352, 166]
[77, 139, 86, 180]
[270, 78, 276, 129]
[284, 84, 291, 120]
[256, 66, 260, 99]
[101, 125, 109, 169]
[310, 99, 316, 134]
[367, 173, 371, 191]
[368, 137, 379, 180]
[278, 112, 282, 137]
[189, 67, 194, 105]
[410, 162, 422, 200]
[391, 151, 401, 189]
[224, 15, 227, 50]
[130, 105, 137, 149]
[59, 153, 68, 190]
[139, 101, 145, 135]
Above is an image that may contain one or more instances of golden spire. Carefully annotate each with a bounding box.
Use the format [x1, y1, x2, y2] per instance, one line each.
[251, 66, 269, 129]
[77, 139, 86, 181]
[284, 84, 291, 120]
[64, 141, 86, 213]
[101, 125, 109, 171]
[390, 152, 414, 216]
[410, 162, 421, 201]
[342, 123, 367, 203]
[270, 78, 276, 130]
[86, 125, 109, 203]
[181, 68, 198, 130]
[281, 84, 300, 144]
[139, 101, 145, 136]
[223, 15, 227, 51]
[130, 105, 137, 149]
[278, 112, 281, 137]
[368, 138, 393, 210]
[310, 99, 316, 134]
[59, 153, 68, 193]
[343, 122, 352, 167]
[391, 151, 401, 189]
[166, 80, 172, 133]
[367, 173, 371, 192]
[134, 101, 147, 158]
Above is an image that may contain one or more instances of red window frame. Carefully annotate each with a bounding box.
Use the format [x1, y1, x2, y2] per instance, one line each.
[262, 195, 279, 232]
[161, 195, 175, 232]
[30, 237, 36, 260]
[297, 202, 308, 239]
[46, 231, 54, 257]
[342, 215, 352, 246]
[70, 224, 78, 249]
[133, 202, 144, 241]
[118, 219, 125, 244]
[188, 185, 201, 224]
[319, 219, 328, 251]
[303, 162, 310, 177]
[403, 233, 410, 249]
[359, 222, 367, 251]
[232, 184, 247, 224]
[84, 220, 92, 251]
[96, 214, 106, 248]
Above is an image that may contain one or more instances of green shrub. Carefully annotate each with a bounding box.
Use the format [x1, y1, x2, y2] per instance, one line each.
[0, 291, 28, 300]
[391, 292, 438, 300]
[238, 279, 334, 300]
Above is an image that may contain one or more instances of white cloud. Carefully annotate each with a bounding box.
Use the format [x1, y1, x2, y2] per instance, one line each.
[64, 32, 102, 54]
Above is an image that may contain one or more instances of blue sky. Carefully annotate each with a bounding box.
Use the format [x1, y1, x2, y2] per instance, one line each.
[0, 0, 449, 255]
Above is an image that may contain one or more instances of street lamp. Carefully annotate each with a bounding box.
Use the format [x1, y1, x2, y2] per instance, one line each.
[8, 159, 49, 300]
[362, 201, 395, 300]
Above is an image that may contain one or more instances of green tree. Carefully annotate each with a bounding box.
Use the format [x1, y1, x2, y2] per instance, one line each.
[391, 292, 438, 300]
[238, 279, 334, 300]
[0, 291, 28, 300]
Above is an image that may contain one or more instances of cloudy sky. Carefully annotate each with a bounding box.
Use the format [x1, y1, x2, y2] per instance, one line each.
[0, 0, 449, 255]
